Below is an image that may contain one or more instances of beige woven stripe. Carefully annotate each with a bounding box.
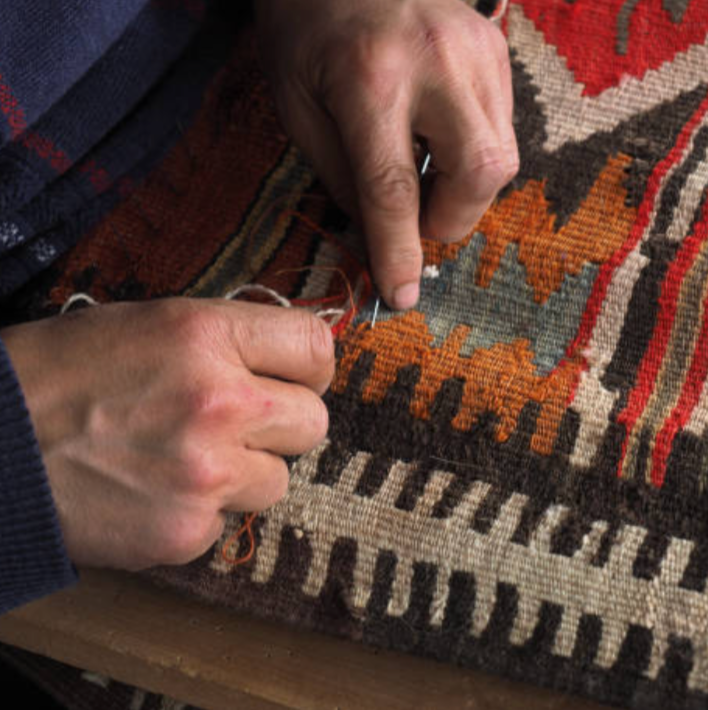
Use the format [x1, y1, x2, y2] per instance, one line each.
[509, 504, 570, 646]
[645, 538, 696, 680]
[507, 5, 708, 152]
[185, 145, 314, 297]
[570, 112, 708, 468]
[569, 367, 621, 468]
[296, 238, 341, 300]
[569, 243, 648, 468]
[687, 367, 708, 435]
[552, 520, 609, 658]
[666, 112, 708, 242]
[212, 443, 708, 689]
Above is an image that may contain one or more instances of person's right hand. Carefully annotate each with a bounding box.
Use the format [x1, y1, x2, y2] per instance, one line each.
[256, 0, 518, 311]
[1, 298, 334, 571]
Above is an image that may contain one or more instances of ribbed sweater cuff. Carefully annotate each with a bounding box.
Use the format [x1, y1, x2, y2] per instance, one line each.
[0, 335, 77, 614]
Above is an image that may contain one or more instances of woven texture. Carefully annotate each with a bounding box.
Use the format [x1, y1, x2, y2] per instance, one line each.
[6, 2, 708, 708]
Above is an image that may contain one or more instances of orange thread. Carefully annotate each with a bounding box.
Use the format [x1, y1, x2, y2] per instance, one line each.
[221, 205, 375, 566]
[277, 263, 373, 336]
[221, 252, 366, 568]
[280, 210, 364, 269]
[277, 265, 356, 310]
[490, 0, 509, 23]
[243, 193, 329, 279]
[273, 207, 375, 331]
[246, 204, 374, 335]
[291, 293, 346, 307]
[221, 511, 258, 565]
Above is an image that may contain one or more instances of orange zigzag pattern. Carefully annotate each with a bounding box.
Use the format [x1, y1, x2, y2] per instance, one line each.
[332, 312, 583, 456]
[423, 154, 635, 303]
[333, 154, 636, 454]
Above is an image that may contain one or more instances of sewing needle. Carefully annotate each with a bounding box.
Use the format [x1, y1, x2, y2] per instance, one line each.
[371, 150, 431, 328]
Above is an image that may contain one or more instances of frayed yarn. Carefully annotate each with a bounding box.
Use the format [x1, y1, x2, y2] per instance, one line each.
[223, 283, 292, 308]
[59, 292, 99, 314]
[491, 0, 509, 23]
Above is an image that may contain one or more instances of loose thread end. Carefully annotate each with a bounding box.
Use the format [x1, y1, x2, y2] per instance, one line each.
[60, 292, 99, 314]
[59, 201, 374, 570]
[490, 0, 509, 23]
[220, 511, 258, 566]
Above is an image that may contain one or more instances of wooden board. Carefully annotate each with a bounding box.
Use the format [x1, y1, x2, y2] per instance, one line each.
[0, 569, 610, 710]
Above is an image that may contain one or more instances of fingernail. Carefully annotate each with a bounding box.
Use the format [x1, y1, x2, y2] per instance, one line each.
[392, 282, 419, 311]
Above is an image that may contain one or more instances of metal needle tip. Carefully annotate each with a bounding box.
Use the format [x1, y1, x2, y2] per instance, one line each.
[371, 296, 381, 329]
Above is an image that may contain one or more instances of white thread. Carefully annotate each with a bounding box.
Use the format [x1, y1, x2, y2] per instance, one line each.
[60, 292, 99, 314]
[224, 283, 292, 308]
[491, 0, 509, 23]
[315, 308, 347, 320]
[422, 264, 440, 279]
[61, 267, 356, 337]
[60, 284, 348, 325]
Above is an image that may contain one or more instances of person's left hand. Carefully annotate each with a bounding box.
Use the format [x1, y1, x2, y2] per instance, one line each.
[255, 0, 518, 311]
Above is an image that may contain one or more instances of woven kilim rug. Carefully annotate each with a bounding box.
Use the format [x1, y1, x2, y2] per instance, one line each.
[4, 1, 708, 709]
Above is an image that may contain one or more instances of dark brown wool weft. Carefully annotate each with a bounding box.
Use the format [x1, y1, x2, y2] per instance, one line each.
[4, 1, 708, 709]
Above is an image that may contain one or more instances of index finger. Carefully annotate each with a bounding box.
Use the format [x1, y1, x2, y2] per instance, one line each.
[330, 89, 423, 311]
[211, 301, 335, 395]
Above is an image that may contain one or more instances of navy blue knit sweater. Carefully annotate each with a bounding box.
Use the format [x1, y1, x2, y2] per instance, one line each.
[0, 0, 219, 613]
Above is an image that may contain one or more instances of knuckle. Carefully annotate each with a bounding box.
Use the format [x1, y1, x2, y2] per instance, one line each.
[494, 136, 520, 184]
[341, 36, 404, 101]
[465, 143, 519, 196]
[245, 455, 290, 511]
[229, 315, 257, 364]
[176, 439, 224, 495]
[156, 514, 218, 566]
[377, 245, 423, 279]
[149, 297, 192, 328]
[304, 395, 330, 444]
[169, 304, 226, 351]
[504, 147, 520, 183]
[361, 163, 419, 215]
[182, 381, 225, 419]
[418, 23, 460, 78]
[466, 13, 508, 57]
[298, 310, 334, 373]
[266, 457, 290, 508]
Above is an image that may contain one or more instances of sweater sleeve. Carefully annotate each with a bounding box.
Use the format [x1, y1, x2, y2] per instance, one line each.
[0, 335, 77, 615]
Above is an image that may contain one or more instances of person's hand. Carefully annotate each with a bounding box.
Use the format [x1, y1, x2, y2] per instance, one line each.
[1, 299, 333, 570]
[255, 0, 518, 310]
